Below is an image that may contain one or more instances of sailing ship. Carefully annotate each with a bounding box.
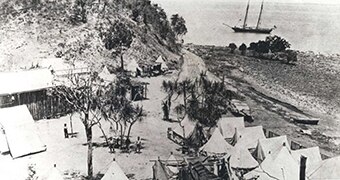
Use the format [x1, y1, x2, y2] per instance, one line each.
[230, 0, 275, 34]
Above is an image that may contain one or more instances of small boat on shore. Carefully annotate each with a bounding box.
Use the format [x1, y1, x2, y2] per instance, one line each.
[226, 0, 275, 34]
[293, 117, 320, 125]
[229, 99, 253, 122]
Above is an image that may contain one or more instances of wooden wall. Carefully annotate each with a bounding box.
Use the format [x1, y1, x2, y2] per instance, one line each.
[0, 89, 72, 120]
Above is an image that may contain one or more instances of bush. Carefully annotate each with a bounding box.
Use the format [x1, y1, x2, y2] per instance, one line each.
[228, 43, 237, 53]
[239, 43, 247, 55]
[266, 35, 291, 53]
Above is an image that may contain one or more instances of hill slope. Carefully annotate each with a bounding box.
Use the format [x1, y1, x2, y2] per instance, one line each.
[0, 0, 181, 71]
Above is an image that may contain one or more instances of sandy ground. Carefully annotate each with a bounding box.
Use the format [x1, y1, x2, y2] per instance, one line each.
[187, 45, 340, 158]
[3, 48, 336, 180]
[0, 51, 203, 180]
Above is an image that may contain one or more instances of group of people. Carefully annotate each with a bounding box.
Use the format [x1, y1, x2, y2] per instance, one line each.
[107, 126, 142, 153]
[63, 124, 143, 153]
[109, 135, 142, 153]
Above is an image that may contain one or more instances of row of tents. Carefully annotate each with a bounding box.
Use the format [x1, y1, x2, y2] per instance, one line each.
[170, 115, 340, 179]
[125, 55, 169, 77]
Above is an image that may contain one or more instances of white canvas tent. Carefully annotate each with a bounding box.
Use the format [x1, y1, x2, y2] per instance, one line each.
[253, 135, 290, 163]
[0, 69, 53, 95]
[0, 105, 46, 158]
[233, 126, 266, 150]
[291, 146, 322, 174]
[228, 145, 259, 170]
[172, 116, 196, 139]
[156, 55, 169, 71]
[307, 155, 340, 179]
[244, 146, 299, 180]
[126, 59, 141, 77]
[167, 154, 179, 174]
[98, 66, 117, 83]
[200, 129, 233, 156]
[217, 116, 245, 139]
[101, 160, 129, 180]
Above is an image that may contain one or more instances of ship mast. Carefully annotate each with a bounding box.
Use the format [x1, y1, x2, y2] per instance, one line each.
[243, 0, 250, 28]
[256, 0, 264, 29]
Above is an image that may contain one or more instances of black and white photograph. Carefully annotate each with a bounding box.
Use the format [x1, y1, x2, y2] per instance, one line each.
[0, 0, 339, 179]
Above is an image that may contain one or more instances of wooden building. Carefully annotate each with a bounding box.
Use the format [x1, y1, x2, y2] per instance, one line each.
[130, 81, 149, 101]
[0, 69, 71, 120]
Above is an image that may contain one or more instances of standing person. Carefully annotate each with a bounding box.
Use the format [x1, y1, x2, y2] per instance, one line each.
[109, 138, 115, 153]
[125, 138, 131, 152]
[136, 136, 142, 153]
[64, 123, 68, 138]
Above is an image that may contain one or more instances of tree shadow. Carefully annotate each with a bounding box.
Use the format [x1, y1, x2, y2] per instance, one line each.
[93, 173, 104, 180]
[126, 173, 135, 179]
[81, 142, 109, 148]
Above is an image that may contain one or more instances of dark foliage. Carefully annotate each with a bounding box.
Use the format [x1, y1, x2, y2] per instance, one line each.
[266, 35, 291, 53]
[228, 43, 237, 53]
[127, 0, 179, 52]
[70, 0, 88, 24]
[99, 20, 134, 52]
[170, 14, 187, 38]
[239, 43, 247, 55]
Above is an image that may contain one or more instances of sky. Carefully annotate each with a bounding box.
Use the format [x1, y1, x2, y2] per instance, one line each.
[153, 0, 340, 5]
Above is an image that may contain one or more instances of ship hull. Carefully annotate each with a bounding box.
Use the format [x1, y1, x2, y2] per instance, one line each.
[232, 27, 273, 34]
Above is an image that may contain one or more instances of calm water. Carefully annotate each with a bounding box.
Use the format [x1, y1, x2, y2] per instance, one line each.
[153, 0, 340, 54]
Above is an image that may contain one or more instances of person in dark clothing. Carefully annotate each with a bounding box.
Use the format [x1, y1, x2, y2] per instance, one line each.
[64, 123, 68, 138]
[109, 138, 115, 153]
[136, 136, 142, 153]
[125, 138, 131, 152]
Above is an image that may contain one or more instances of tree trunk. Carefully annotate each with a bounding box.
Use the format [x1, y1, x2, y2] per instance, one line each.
[85, 114, 93, 179]
[120, 53, 124, 71]
[119, 122, 124, 148]
[167, 95, 172, 119]
[183, 83, 187, 109]
[98, 122, 109, 146]
[127, 121, 135, 139]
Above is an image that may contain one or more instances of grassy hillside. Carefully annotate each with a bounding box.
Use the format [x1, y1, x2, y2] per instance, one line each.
[0, 0, 181, 71]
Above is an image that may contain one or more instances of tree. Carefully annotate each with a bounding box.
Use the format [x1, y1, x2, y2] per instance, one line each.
[163, 73, 234, 127]
[239, 43, 247, 55]
[100, 74, 145, 147]
[248, 42, 257, 50]
[170, 14, 188, 39]
[255, 40, 270, 54]
[285, 49, 298, 64]
[186, 73, 233, 126]
[228, 43, 237, 54]
[161, 80, 177, 121]
[266, 35, 291, 53]
[53, 72, 109, 179]
[99, 20, 134, 71]
[70, 0, 88, 24]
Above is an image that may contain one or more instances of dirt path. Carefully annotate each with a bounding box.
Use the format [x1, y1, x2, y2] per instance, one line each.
[178, 50, 220, 82]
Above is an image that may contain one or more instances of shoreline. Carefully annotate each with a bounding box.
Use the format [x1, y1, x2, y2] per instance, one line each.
[186, 44, 340, 157]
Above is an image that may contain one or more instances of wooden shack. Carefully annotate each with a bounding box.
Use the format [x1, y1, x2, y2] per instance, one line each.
[130, 81, 149, 101]
[0, 69, 71, 120]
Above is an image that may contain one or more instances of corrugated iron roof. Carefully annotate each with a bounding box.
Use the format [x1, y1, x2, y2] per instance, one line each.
[0, 69, 54, 95]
